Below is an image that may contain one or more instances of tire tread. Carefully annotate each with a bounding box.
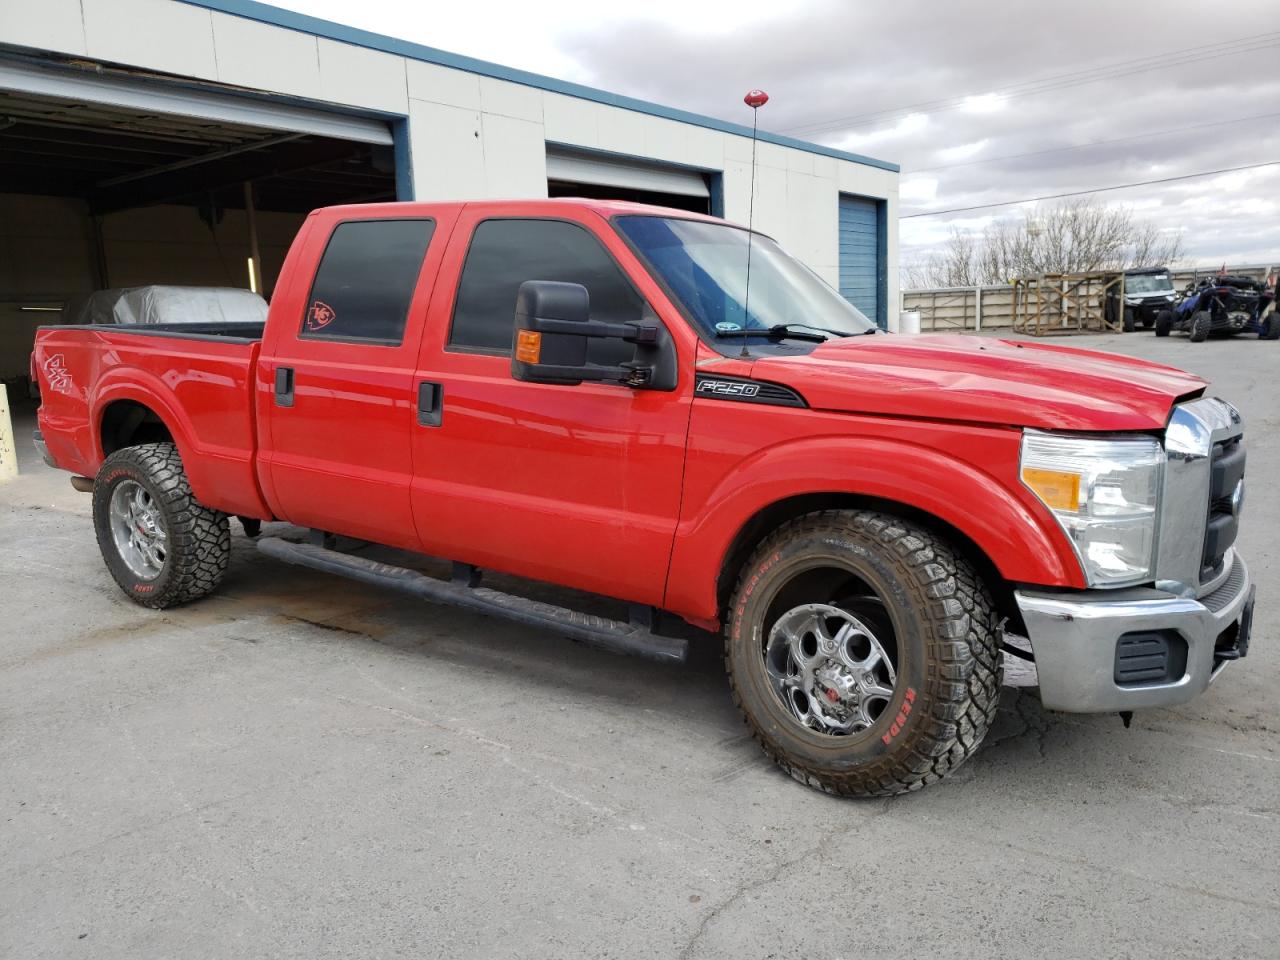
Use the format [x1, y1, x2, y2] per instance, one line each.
[724, 509, 1003, 797]
[94, 442, 229, 608]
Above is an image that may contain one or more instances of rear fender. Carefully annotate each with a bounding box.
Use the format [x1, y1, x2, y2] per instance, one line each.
[93, 369, 195, 464]
[92, 369, 270, 518]
[663, 435, 1084, 625]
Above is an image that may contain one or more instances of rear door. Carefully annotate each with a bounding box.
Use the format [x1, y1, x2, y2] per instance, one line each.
[407, 204, 696, 606]
[258, 206, 457, 551]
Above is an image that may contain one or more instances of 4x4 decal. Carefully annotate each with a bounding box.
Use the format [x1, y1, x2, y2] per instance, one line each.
[43, 354, 77, 396]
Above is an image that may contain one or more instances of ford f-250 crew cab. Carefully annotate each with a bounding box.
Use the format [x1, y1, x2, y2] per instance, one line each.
[31, 199, 1255, 796]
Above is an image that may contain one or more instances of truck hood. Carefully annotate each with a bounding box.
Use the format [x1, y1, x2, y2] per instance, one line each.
[750, 334, 1205, 431]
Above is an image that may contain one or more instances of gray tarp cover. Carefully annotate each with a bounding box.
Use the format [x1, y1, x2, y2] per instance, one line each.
[66, 286, 268, 326]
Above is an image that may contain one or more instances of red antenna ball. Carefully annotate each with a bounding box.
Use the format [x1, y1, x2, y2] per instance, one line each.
[744, 89, 769, 108]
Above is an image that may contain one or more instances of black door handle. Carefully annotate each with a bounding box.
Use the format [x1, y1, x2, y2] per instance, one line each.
[417, 381, 443, 427]
[274, 366, 294, 407]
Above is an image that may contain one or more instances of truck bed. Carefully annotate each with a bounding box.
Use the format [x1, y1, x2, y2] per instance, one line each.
[33, 322, 270, 519]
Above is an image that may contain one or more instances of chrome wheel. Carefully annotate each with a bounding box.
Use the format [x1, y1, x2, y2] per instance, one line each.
[764, 602, 897, 736]
[108, 479, 168, 580]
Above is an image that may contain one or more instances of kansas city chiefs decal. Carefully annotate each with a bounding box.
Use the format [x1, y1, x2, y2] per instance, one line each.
[306, 300, 336, 331]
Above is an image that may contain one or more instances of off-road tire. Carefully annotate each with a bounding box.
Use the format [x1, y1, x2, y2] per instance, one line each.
[725, 510, 1002, 797]
[1190, 310, 1211, 342]
[1261, 316, 1280, 341]
[92, 442, 230, 609]
[1155, 310, 1172, 337]
[1122, 307, 1136, 333]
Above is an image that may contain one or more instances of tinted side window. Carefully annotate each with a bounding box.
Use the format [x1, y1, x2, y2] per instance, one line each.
[302, 219, 435, 344]
[449, 219, 646, 358]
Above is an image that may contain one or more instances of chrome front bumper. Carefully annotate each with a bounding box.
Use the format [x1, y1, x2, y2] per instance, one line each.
[1011, 554, 1253, 712]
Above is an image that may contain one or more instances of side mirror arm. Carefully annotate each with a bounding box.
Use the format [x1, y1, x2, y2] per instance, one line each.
[512, 280, 675, 390]
[525, 316, 659, 344]
[521, 316, 662, 386]
[519, 360, 654, 388]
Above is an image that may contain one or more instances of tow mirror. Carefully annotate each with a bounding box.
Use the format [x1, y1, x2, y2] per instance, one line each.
[511, 280, 674, 389]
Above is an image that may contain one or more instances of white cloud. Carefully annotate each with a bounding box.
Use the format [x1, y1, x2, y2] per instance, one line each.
[899, 177, 939, 204]
[834, 112, 929, 149]
[1208, 170, 1257, 192]
[960, 94, 1006, 114]
[937, 139, 989, 161]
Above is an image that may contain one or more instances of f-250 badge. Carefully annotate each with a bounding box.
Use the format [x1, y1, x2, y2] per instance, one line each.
[696, 379, 760, 398]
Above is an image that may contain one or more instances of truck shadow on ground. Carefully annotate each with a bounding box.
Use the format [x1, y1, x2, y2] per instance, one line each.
[195, 524, 1098, 789]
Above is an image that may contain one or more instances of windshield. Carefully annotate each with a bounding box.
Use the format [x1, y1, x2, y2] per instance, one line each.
[1126, 274, 1174, 295]
[614, 216, 877, 341]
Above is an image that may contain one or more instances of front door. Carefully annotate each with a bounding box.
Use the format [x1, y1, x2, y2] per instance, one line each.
[259, 206, 456, 551]
[408, 205, 694, 606]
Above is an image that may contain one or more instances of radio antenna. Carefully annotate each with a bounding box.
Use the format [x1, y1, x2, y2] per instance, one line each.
[739, 89, 769, 359]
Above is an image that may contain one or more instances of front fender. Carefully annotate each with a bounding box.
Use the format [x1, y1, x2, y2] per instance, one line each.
[663, 434, 1083, 624]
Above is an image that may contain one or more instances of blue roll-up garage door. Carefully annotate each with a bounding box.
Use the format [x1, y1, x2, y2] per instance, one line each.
[838, 195, 884, 328]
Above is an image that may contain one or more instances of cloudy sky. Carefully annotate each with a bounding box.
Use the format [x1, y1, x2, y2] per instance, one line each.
[280, 0, 1280, 271]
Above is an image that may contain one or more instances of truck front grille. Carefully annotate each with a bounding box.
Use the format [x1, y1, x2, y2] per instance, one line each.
[1202, 436, 1245, 582]
[1156, 396, 1243, 598]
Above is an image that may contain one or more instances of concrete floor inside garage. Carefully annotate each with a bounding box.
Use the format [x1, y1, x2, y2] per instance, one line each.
[1, 332, 1277, 959]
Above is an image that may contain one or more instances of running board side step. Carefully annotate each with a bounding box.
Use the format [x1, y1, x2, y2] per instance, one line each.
[256, 537, 688, 664]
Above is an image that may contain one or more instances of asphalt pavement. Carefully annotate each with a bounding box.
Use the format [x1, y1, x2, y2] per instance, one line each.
[1, 330, 1275, 959]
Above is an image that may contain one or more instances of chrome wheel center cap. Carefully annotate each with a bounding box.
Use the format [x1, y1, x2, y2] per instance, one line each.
[763, 602, 898, 737]
[108, 480, 168, 581]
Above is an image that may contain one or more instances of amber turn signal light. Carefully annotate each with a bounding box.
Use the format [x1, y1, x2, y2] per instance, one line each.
[1021, 467, 1081, 512]
[515, 329, 542, 364]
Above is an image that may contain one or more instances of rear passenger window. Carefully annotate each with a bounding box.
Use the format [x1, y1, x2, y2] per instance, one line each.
[302, 219, 435, 344]
[449, 219, 647, 359]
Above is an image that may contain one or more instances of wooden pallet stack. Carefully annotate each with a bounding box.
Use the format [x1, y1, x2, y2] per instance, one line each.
[1011, 271, 1126, 336]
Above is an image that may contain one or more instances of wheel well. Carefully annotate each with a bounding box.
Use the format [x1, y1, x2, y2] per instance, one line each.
[100, 400, 174, 456]
[715, 493, 1025, 634]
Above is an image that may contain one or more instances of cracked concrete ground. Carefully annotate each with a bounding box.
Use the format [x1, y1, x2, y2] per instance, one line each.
[2, 332, 1277, 959]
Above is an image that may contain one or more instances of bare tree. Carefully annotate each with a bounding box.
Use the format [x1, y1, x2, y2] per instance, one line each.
[904, 198, 1184, 288]
[902, 227, 978, 288]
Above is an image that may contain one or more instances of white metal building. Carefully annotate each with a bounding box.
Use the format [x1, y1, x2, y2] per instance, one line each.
[0, 0, 899, 385]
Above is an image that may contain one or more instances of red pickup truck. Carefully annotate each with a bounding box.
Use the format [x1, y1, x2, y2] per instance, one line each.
[31, 199, 1254, 796]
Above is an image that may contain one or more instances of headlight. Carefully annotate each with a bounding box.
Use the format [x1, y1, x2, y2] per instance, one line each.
[1125, 297, 1141, 305]
[1020, 432, 1164, 587]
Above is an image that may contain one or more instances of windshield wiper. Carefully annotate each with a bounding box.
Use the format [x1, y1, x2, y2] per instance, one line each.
[770, 323, 855, 340]
[712, 323, 850, 343]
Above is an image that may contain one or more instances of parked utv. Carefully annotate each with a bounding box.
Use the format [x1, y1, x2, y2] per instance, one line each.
[1105, 267, 1178, 331]
[1156, 275, 1278, 341]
